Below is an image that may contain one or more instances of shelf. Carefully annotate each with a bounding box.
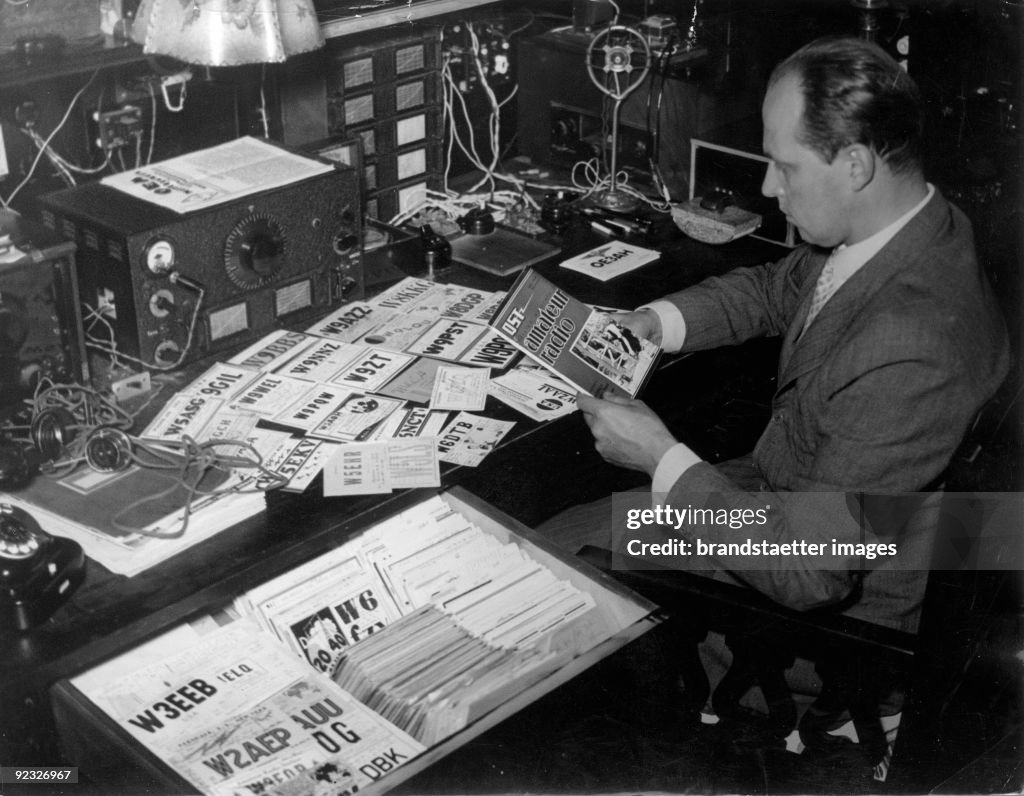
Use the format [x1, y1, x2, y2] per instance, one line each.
[318, 0, 502, 39]
[0, 0, 501, 90]
[0, 39, 148, 90]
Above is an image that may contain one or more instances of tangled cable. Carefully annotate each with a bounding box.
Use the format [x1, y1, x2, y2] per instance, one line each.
[570, 157, 673, 213]
[3, 380, 288, 539]
[388, 187, 540, 229]
[109, 434, 288, 539]
[10, 380, 137, 473]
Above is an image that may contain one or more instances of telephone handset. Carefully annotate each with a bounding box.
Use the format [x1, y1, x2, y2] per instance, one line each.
[0, 503, 85, 631]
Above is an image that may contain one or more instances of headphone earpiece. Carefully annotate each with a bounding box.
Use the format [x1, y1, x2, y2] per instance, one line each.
[84, 426, 134, 473]
[29, 406, 78, 462]
[0, 406, 75, 488]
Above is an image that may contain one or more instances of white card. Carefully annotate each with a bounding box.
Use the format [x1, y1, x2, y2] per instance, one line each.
[559, 241, 660, 281]
[436, 412, 515, 466]
[430, 365, 489, 411]
[323, 443, 392, 496]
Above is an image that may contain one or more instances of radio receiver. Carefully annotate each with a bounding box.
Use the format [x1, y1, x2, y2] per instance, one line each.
[38, 147, 363, 372]
[0, 211, 87, 411]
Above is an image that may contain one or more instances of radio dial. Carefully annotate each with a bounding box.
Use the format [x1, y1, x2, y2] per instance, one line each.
[143, 237, 176, 275]
[224, 214, 287, 289]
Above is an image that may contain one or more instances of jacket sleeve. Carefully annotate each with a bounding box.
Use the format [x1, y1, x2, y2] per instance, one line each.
[660, 247, 820, 352]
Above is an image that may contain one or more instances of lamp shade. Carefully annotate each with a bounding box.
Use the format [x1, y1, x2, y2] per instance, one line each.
[131, 0, 325, 66]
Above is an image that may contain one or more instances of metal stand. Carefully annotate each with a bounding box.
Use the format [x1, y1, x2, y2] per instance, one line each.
[585, 25, 651, 213]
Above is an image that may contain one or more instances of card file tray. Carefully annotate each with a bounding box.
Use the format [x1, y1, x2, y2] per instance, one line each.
[50, 486, 658, 795]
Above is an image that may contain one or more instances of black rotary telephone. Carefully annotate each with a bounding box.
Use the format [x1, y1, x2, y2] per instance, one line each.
[0, 503, 85, 631]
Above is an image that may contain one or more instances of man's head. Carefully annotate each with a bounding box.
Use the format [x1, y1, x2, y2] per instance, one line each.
[761, 37, 925, 247]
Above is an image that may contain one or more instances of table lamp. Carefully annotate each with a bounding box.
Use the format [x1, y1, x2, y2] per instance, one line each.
[130, 0, 325, 66]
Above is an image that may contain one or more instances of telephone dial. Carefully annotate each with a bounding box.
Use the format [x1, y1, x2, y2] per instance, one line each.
[0, 503, 85, 631]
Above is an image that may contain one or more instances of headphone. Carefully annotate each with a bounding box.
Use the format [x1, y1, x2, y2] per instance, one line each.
[82, 426, 134, 473]
[0, 383, 289, 535]
[0, 406, 80, 488]
[0, 384, 137, 488]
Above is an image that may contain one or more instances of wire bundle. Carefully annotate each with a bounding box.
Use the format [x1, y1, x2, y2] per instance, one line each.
[0, 68, 161, 211]
[435, 11, 675, 223]
[0, 70, 101, 210]
[81, 279, 206, 373]
[107, 434, 288, 538]
[440, 22, 520, 196]
[4, 379, 287, 539]
[388, 186, 539, 228]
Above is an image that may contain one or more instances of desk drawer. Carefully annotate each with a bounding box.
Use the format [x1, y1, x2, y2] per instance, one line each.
[51, 486, 657, 795]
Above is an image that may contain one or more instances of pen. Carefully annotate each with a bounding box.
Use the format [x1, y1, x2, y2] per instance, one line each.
[590, 219, 617, 236]
[602, 217, 641, 235]
[581, 207, 642, 235]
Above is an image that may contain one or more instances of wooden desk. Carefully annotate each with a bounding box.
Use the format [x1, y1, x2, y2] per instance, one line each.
[0, 224, 786, 777]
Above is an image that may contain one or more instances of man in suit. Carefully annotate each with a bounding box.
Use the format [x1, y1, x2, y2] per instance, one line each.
[550, 37, 1008, 635]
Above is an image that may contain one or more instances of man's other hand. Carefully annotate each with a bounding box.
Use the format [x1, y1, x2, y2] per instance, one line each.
[577, 392, 676, 476]
[614, 309, 662, 346]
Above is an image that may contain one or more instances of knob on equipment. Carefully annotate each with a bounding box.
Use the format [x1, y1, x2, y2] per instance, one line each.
[223, 213, 287, 289]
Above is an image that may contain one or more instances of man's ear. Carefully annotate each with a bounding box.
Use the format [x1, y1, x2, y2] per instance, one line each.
[845, 144, 876, 191]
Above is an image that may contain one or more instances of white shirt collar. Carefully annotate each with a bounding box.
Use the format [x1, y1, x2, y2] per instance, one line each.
[830, 183, 935, 281]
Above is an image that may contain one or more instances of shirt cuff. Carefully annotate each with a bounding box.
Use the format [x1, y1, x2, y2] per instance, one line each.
[652, 442, 702, 494]
[638, 299, 686, 352]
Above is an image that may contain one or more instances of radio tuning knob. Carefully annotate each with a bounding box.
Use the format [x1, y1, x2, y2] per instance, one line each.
[154, 341, 181, 363]
[224, 213, 287, 289]
[241, 231, 284, 275]
[149, 289, 175, 317]
[332, 232, 359, 255]
[336, 275, 357, 299]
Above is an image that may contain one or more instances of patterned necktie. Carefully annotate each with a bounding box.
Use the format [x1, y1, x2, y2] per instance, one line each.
[803, 254, 838, 333]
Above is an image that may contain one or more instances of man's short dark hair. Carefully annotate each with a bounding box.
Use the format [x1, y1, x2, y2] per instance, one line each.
[769, 37, 924, 174]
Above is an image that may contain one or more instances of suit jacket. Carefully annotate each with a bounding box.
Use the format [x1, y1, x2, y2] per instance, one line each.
[661, 190, 1009, 632]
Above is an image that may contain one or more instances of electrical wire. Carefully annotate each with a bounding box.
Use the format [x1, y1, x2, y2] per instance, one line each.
[442, 58, 487, 178]
[24, 128, 114, 176]
[570, 156, 671, 213]
[134, 127, 143, 169]
[1, 68, 100, 209]
[504, 8, 535, 37]
[4, 381, 287, 539]
[146, 81, 158, 165]
[258, 64, 271, 139]
[387, 187, 539, 228]
[646, 32, 678, 203]
[111, 436, 288, 538]
[27, 129, 77, 187]
[646, 33, 675, 163]
[3, 378, 140, 478]
[82, 279, 206, 372]
[440, 21, 526, 198]
[466, 22, 503, 191]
